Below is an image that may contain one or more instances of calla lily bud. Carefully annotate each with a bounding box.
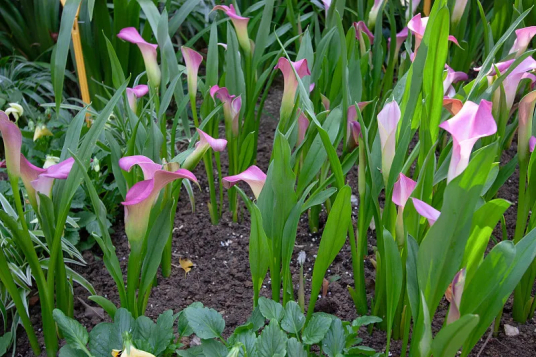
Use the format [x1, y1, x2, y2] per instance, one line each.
[392, 173, 417, 209]
[122, 169, 197, 244]
[210, 85, 242, 137]
[181, 46, 203, 98]
[530, 136, 536, 153]
[223, 165, 267, 199]
[5, 103, 23, 122]
[126, 85, 149, 113]
[411, 198, 441, 226]
[439, 100, 496, 182]
[118, 27, 161, 88]
[275, 58, 311, 129]
[443, 64, 468, 97]
[182, 128, 228, 170]
[297, 112, 310, 146]
[321, 94, 330, 111]
[367, 0, 385, 29]
[518, 91, 536, 164]
[346, 106, 362, 151]
[510, 27, 536, 57]
[452, 0, 469, 25]
[446, 269, 466, 324]
[378, 101, 401, 184]
[213, 4, 251, 54]
[0, 111, 22, 178]
[354, 21, 374, 44]
[33, 124, 53, 141]
[408, 14, 459, 53]
[321, 0, 331, 17]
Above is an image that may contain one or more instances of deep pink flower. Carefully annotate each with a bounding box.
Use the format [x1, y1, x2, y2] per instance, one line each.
[392, 173, 417, 209]
[346, 105, 362, 151]
[223, 165, 266, 199]
[408, 14, 459, 52]
[530, 136, 536, 153]
[388, 27, 408, 59]
[213, 4, 251, 53]
[444, 64, 468, 97]
[0, 111, 22, 178]
[411, 198, 441, 226]
[117, 27, 160, 87]
[126, 85, 149, 112]
[439, 100, 497, 182]
[518, 91, 536, 163]
[210, 85, 242, 137]
[353, 21, 374, 43]
[183, 128, 228, 170]
[510, 27, 536, 56]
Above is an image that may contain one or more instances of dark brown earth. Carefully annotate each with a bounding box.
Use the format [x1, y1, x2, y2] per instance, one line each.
[8, 88, 536, 356]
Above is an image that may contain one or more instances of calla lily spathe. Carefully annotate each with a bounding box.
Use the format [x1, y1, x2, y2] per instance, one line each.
[509, 26, 536, 56]
[439, 100, 497, 182]
[518, 91, 536, 163]
[392, 173, 417, 209]
[275, 58, 311, 129]
[213, 4, 251, 53]
[354, 21, 374, 44]
[0, 110, 22, 178]
[346, 105, 363, 151]
[367, 0, 385, 28]
[452, 0, 469, 25]
[117, 27, 161, 87]
[530, 136, 536, 153]
[378, 100, 401, 184]
[388, 27, 408, 60]
[210, 85, 242, 137]
[182, 128, 228, 170]
[223, 165, 267, 199]
[181, 46, 203, 97]
[443, 64, 468, 97]
[404, 0, 421, 19]
[408, 14, 459, 53]
[446, 269, 466, 324]
[298, 112, 309, 146]
[411, 198, 441, 226]
[126, 85, 149, 113]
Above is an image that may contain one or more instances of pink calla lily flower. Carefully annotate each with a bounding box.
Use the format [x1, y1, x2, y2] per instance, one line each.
[321, 94, 330, 111]
[447, 269, 466, 324]
[444, 64, 468, 97]
[213, 4, 251, 53]
[510, 27, 536, 56]
[126, 85, 149, 112]
[117, 28, 161, 87]
[530, 136, 536, 153]
[439, 100, 497, 182]
[405, 0, 421, 19]
[346, 105, 362, 151]
[181, 46, 203, 97]
[388, 27, 408, 59]
[275, 58, 311, 127]
[443, 97, 464, 115]
[0, 111, 22, 178]
[354, 21, 374, 44]
[19, 155, 74, 208]
[411, 198, 441, 226]
[122, 169, 197, 243]
[392, 173, 417, 209]
[223, 165, 267, 199]
[298, 112, 309, 146]
[0, 160, 5, 168]
[368, 0, 385, 28]
[183, 128, 228, 170]
[210, 85, 242, 137]
[518, 91, 536, 163]
[322, 0, 331, 17]
[476, 57, 536, 115]
[408, 14, 459, 52]
[119, 155, 163, 180]
[452, 0, 469, 25]
[378, 101, 401, 183]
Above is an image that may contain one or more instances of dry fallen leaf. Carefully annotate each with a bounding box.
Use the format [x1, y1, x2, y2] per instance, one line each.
[179, 257, 194, 276]
[322, 278, 329, 297]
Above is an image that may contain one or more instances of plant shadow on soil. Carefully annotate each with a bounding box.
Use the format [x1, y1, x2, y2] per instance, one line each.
[8, 87, 536, 356]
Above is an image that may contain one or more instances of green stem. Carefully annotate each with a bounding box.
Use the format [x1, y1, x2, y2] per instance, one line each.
[514, 163, 528, 243]
[203, 150, 219, 225]
[0, 249, 40, 355]
[127, 242, 143, 317]
[354, 143, 368, 314]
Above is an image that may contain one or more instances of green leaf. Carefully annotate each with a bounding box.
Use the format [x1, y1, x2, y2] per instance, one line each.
[382, 229, 403, 350]
[351, 316, 382, 328]
[53, 309, 89, 353]
[88, 322, 122, 357]
[231, 330, 257, 357]
[114, 308, 135, 337]
[286, 338, 307, 357]
[257, 320, 287, 357]
[281, 301, 305, 334]
[201, 339, 228, 357]
[321, 318, 345, 357]
[258, 297, 284, 322]
[302, 314, 332, 345]
[431, 314, 479, 357]
[0, 332, 12, 356]
[184, 306, 225, 339]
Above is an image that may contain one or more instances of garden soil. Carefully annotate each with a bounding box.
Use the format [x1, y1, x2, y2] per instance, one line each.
[8, 87, 536, 356]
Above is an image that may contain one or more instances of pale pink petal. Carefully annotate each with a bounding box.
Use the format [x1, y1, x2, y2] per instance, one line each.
[378, 101, 401, 182]
[439, 100, 496, 182]
[518, 91, 536, 161]
[388, 27, 408, 55]
[392, 173, 417, 208]
[309, 83, 315, 93]
[358, 101, 372, 111]
[444, 64, 468, 96]
[119, 155, 161, 180]
[411, 198, 440, 226]
[223, 165, 266, 199]
[130, 85, 149, 98]
[452, 0, 469, 24]
[196, 128, 227, 152]
[509, 26, 536, 55]
[181, 46, 203, 79]
[117, 27, 160, 87]
[408, 14, 458, 51]
[530, 136, 536, 152]
[354, 21, 374, 43]
[447, 269, 466, 324]
[31, 176, 55, 198]
[40, 157, 74, 180]
[298, 112, 309, 146]
[213, 4, 250, 50]
[0, 111, 22, 177]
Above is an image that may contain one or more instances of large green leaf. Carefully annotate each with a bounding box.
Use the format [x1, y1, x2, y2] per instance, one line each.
[257, 320, 287, 357]
[431, 314, 479, 357]
[184, 306, 225, 340]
